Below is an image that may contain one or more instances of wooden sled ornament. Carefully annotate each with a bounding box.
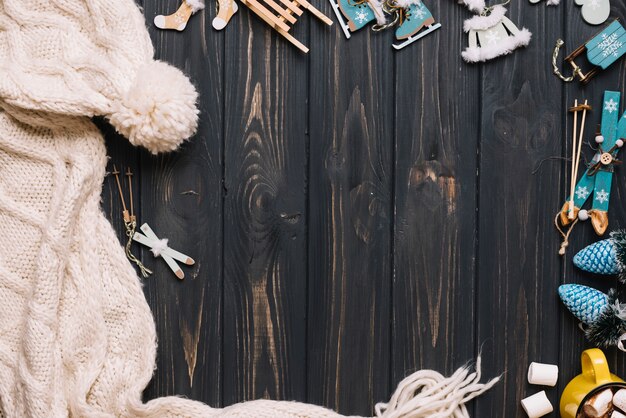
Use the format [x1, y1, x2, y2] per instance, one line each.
[241, 0, 332, 53]
[553, 20, 626, 84]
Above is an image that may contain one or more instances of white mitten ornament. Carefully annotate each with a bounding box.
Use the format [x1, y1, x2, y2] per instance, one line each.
[576, 0, 610, 25]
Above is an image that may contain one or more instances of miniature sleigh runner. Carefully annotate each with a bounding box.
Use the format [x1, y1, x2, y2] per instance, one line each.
[553, 20, 626, 85]
[329, 0, 441, 49]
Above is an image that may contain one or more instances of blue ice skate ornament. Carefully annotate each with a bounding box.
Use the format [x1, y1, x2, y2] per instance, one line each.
[328, 0, 440, 49]
[558, 284, 626, 351]
[459, 0, 531, 63]
[574, 231, 626, 282]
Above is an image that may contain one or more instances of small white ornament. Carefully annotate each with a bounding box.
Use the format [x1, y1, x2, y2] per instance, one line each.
[460, 2, 531, 63]
[575, 0, 610, 26]
[579, 209, 589, 221]
[595, 135, 605, 143]
[617, 139, 624, 147]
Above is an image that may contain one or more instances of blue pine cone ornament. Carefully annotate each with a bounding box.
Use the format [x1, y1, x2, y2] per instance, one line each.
[573, 230, 626, 281]
[558, 284, 626, 350]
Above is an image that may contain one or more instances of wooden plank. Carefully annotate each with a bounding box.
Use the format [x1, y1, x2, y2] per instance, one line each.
[222, 3, 309, 406]
[474, 2, 564, 415]
[391, 1, 478, 412]
[307, 5, 393, 416]
[559, 0, 626, 402]
[138, 0, 223, 406]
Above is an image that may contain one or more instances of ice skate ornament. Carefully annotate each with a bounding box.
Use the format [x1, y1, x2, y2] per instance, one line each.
[556, 91, 625, 251]
[459, 0, 531, 63]
[133, 223, 195, 280]
[573, 230, 626, 281]
[329, 0, 385, 38]
[559, 284, 626, 351]
[553, 20, 626, 84]
[154, 0, 205, 31]
[379, 0, 442, 50]
[329, 0, 440, 49]
[576, 0, 610, 26]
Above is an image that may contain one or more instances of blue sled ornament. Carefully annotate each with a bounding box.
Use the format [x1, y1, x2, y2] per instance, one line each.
[553, 20, 626, 84]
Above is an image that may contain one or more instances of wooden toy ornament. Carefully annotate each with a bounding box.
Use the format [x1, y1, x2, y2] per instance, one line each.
[111, 166, 152, 278]
[556, 91, 625, 250]
[553, 20, 626, 84]
[329, 0, 440, 49]
[459, 0, 532, 63]
[576, 0, 610, 26]
[154, 0, 205, 31]
[133, 223, 195, 280]
[240, 0, 332, 53]
[213, 0, 239, 30]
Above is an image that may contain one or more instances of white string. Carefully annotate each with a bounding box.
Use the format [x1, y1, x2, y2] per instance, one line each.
[374, 356, 500, 418]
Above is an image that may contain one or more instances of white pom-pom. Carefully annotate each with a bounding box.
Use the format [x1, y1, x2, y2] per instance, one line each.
[579, 210, 589, 221]
[617, 139, 624, 148]
[595, 135, 604, 144]
[108, 61, 199, 155]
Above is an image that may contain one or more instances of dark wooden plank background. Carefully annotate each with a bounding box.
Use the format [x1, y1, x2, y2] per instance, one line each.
[100, 0, 626, 415]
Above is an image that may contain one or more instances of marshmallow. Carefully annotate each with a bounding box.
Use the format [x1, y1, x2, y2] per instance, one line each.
[614, 389, 626, 411]
[527, 362, 558, 387]
[521, 391, 553, 418]
[582, 388, 613, 417]
[612, 410, 626, 418]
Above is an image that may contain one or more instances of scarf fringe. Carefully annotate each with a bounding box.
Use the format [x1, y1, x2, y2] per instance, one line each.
[374, 356, 500, 418]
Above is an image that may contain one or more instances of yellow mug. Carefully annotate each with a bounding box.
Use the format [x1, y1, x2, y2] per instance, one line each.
[560, 348, 626, 418]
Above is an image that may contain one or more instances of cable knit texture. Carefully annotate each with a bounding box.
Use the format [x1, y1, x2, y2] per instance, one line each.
[0, 0, 198, 154]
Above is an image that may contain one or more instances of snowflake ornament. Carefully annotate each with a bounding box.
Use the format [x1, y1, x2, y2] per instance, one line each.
[599, 34, 623, 58]
[485, 30, 501, 46]
[576, 186, 590, 200]
[595, 189, 610, 204]
[354, 10, 369, 24]
[605, 98, 619, 113]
